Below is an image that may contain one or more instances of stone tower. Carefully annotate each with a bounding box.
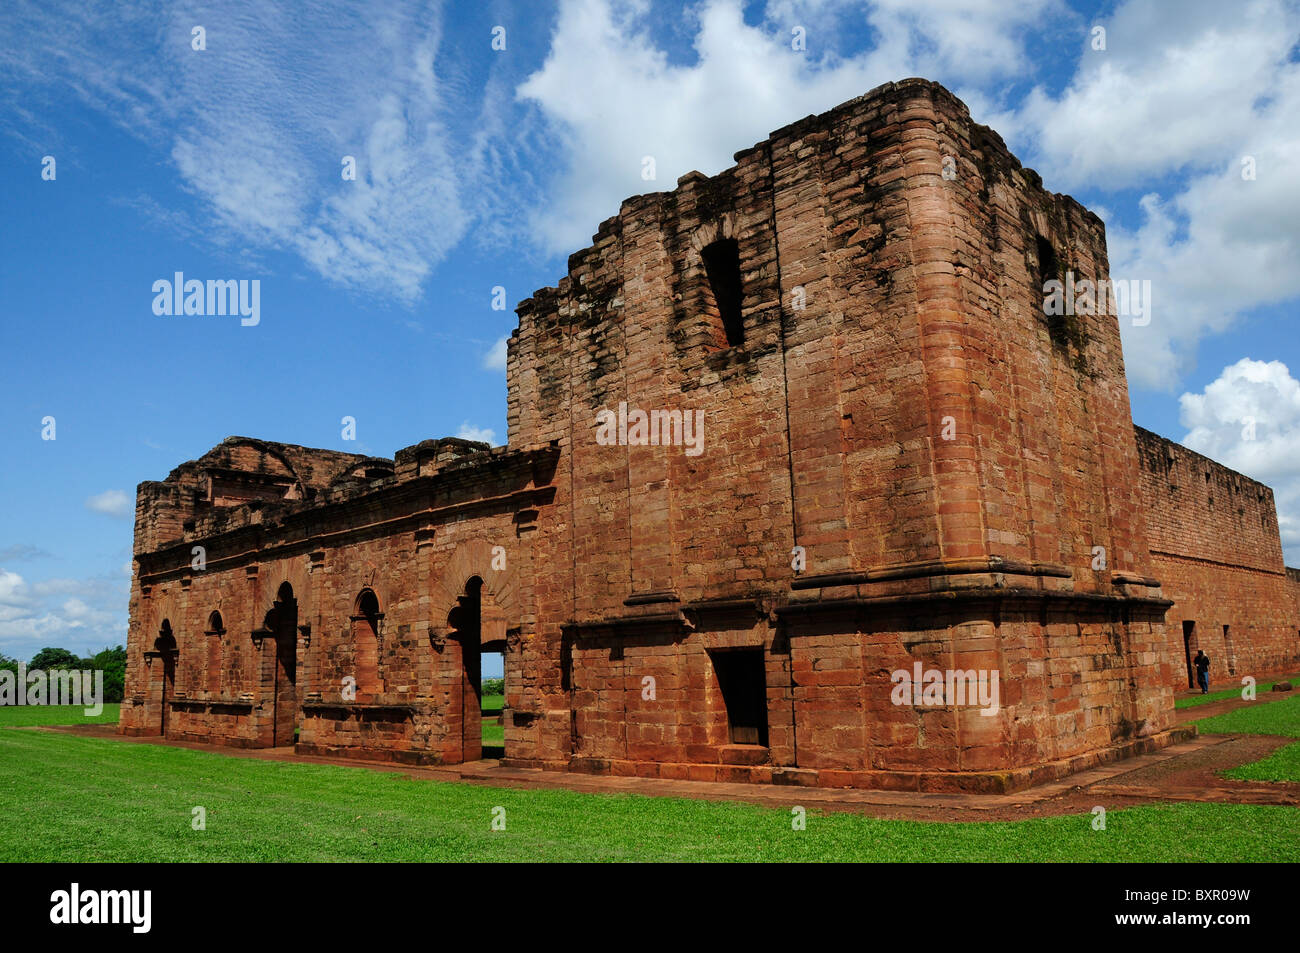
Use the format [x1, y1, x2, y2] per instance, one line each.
[506, 77, 1178, 787]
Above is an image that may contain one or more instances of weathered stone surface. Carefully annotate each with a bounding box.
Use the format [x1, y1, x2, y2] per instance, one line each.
[120, 78, 1300, 791]
[1135, 426, 1300, 689]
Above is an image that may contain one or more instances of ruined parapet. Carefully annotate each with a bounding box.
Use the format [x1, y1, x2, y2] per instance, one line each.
[132, 437, 374, 555]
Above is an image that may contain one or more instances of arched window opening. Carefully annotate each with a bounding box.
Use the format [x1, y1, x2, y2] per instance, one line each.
[352, 588, 382, 699]
[205, 611, 225, 694]
[701, 238, 744, 348]
[1034, 234, 1059, 296]
[154, 619, 176, 654]
[266, 583, 298, 747]
[357, 588, 380, 630]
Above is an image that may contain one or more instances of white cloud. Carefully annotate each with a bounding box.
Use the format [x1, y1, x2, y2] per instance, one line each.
[1178, 358, 1300, 562]
[514, 0, 1054, 254]
[0, 569, 30, 609]
[1010, 0, 1300, 389]
[0, 1, 472, 303]
[0, 569, 128, 660]
[456, 422, 497, 444]
[863, 0, 1064, 82]
[484, 336, 509, 371]
[85, 490, 131, 518]
[1017, 0, 1298, 188]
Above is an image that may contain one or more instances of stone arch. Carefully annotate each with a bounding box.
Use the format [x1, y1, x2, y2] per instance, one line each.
[262, 557, 312, 622]
[429, 538, 519, 635]
[351, 586, 383, 698]
[204, 609, 225, 694]
[430, 540, 521, 763]
[216, 437, 308, 500]
[154, 618, 177, 654]
[688, 213, 737, 253]
[354, 586, 382, 619]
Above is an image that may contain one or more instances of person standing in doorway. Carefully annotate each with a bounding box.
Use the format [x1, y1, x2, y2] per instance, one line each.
[1193, 649, 1211, 694]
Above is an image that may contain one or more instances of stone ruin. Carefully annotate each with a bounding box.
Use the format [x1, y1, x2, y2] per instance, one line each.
[121, 79, 1300, 792]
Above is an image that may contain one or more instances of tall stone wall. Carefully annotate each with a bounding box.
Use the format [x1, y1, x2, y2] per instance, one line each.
[1134, 425, 1300, 687]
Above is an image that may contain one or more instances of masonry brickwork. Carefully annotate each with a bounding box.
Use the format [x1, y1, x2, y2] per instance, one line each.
[121, 78, 1296, 793]
[1135, 426, 1300, 689]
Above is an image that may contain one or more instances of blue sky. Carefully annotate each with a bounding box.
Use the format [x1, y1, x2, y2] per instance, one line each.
[2, 0, 1299, 664]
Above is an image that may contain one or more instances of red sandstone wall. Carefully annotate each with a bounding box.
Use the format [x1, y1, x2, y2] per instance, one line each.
[506, 78, 1173, 780]
[122, 438, 557, 762]
[1135, 426, 1300, 687]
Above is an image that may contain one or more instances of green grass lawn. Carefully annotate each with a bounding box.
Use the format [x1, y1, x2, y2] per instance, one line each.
[1176, 674, 1299, 709]
[0, 701, 503, 751]
[480, 692, 503, 747]
[1193, 691, 1300, 782]
[0, 703, 120, 727]
[0, 729, 1295, 861]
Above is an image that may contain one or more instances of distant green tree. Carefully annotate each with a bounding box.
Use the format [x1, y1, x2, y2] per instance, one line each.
[21, 646, 126, 702]
[29, 647, 81, 670]
[480, 677, 504, 696]
[90, 646, 126, 703]
[0, 653, 18, 674]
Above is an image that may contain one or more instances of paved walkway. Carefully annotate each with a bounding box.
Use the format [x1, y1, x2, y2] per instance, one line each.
[1172, 674, 1297, 723]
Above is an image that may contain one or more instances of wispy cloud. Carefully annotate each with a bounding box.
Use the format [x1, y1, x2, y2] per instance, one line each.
[1, 0, 474, 303]
[0, 544, 52, 563]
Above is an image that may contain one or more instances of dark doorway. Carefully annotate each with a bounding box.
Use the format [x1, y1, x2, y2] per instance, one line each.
[711, 648, 768, 746]
[1182, 620, 1197, 689]
[449, 578, 483, 762]
[1223, 624, 1235, 675]
[268, 583, 298, 747]
[155, 621, 177, 736]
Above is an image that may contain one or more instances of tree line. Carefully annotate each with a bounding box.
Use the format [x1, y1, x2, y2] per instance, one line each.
[0, 646, 127, 703]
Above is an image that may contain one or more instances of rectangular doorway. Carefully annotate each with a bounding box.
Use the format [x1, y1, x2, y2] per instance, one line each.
[1182, 620, 1196, 689]
[711, 649, 768, 746]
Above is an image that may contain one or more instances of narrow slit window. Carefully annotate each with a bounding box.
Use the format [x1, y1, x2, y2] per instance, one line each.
[701, 238, 744, 348]
[1035, 234, 1058, 293]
